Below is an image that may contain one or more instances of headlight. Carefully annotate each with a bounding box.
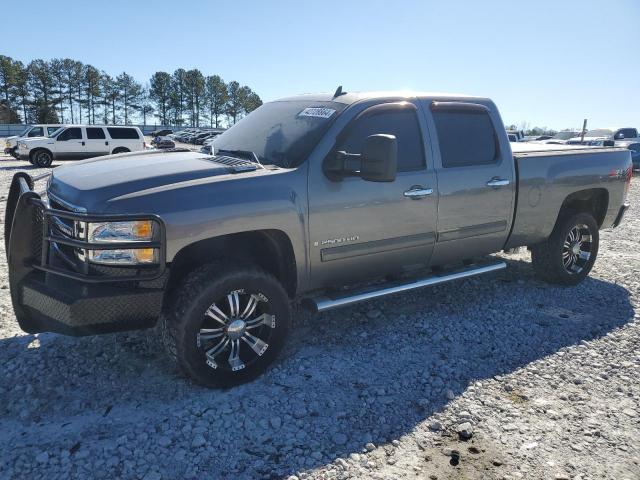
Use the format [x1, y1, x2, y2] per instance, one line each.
[88, 220, 154, 243]
[87, 248, 158, 265]
[83, 220, 158, 265]
[19, 142, 29, 149]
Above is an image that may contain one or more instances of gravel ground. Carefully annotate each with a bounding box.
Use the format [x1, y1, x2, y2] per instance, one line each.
[0, 147, 638, 480]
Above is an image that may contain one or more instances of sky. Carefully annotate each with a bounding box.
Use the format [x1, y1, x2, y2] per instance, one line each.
[4, 0, 640, 130]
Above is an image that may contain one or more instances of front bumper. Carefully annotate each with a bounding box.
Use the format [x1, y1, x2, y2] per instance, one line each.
[16, 149, 29, 160]
[5, 172, 168, 336]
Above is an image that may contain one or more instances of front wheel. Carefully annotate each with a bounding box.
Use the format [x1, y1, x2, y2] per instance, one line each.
[31, 149, 53, 168]
[161, 263, 291, 388]
[530, 211, 599, 286]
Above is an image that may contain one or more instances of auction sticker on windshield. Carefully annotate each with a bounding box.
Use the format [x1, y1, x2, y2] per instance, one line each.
[298, 107, 336, 119]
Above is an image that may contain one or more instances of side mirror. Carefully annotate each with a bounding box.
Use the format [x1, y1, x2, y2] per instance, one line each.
[323, 134, 397, 182]
[360, 134, 397, 182]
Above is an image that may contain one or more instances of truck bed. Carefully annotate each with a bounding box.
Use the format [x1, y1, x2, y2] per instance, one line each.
[505, 145, 631, 249]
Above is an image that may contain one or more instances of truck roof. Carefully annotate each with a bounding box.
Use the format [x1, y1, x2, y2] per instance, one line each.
[275, 90, 488, 105]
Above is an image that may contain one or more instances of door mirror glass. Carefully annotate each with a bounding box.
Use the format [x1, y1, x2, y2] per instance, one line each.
[360, 134, 397, 182]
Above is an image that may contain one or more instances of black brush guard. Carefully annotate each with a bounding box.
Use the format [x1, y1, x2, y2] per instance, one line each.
[5, 172, 168, 335]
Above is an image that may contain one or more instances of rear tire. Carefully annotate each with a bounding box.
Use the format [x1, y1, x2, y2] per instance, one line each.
[112, 147, 130, 154]
[161, 262, 291, 388]
[530, 211, 599, 286]
[31, 149, 53, 168]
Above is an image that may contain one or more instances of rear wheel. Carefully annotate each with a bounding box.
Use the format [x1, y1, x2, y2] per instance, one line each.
[112, 147, 130, 154]
[161, 262, 291, 388]
[530, 211, 599, 285]
[31, 149, 53, 168]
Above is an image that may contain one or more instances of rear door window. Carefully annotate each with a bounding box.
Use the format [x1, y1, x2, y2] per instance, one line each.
[57, 127, 83, 141]
[432, 107, 499, 168]
[107, 128, 140, 139]
[616, 128, 638, 140]
[28, 127, 44, 137]
[338, 108, 425, 172]
[86, 127, 106, 139]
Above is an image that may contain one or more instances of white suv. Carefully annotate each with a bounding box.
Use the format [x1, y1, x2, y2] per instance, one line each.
[4, 124, 64, 157]
[16, 125, 145, 167]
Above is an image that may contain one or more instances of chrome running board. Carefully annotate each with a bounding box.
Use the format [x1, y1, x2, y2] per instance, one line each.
[307, 260, 506, 313]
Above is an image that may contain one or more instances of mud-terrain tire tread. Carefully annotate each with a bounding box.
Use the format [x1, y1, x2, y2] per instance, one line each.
[530, 210, 599, 286]
[160, 261, 291, 388]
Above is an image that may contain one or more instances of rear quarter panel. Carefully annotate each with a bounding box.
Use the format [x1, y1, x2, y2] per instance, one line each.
[506, 148, 632, 248]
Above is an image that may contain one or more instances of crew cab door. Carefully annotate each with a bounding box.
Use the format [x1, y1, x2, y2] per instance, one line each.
[84, 127, 110, 157]
[55, 127, 86, 159]
[425, 101, 515, 265]
[308, 101, 438, 288]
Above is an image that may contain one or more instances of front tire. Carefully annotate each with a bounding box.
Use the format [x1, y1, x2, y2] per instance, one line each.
[530, 211, 599, 285]
[161, 262, 291, 388]
[31, 149, 53, 168]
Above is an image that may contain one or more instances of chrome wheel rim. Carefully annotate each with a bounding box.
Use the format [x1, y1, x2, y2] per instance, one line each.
[197, 290, 275, 371]
[562, 223, 592, 274]
[38, 152, 50, 164]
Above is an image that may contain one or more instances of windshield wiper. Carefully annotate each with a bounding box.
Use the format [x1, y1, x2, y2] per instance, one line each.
[215, 149, 265, 169]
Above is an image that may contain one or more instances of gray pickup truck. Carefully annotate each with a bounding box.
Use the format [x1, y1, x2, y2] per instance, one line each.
[5, 89, 632, 387]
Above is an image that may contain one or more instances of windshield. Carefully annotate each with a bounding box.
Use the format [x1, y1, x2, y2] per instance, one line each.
[553, 131, 578, 140]
[584, 129, 613, 138]
[19, 127, 32, 137]
[211, 100, 346, 167]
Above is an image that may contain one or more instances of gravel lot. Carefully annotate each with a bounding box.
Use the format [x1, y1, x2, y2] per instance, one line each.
[0, 147, 638, 480]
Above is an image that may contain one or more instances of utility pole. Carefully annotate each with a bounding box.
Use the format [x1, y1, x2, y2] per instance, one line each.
[580, 119, 587, 144]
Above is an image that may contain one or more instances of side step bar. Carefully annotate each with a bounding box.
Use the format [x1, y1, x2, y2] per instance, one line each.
[307, 260, 506, 313]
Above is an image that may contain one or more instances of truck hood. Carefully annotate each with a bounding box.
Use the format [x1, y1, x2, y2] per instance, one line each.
[48, 150, 262, 210]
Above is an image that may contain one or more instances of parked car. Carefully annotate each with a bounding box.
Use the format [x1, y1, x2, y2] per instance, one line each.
[567, 128, 639, 145]
[150, 129, 173, 137]
[508, 133, 518, 142]
[506, 129, 524, 142]
[153, 136, 176, 149]
[617, 140, 640, 171]
[5, 90, 632, 388]
[174, 129, 201, 143]
[200, 143, 214, 155]
[539, 130, 581, 145]
[194, 132, 221, 145]
[4, 124, 64, 158]
[15, 125, 145, 167]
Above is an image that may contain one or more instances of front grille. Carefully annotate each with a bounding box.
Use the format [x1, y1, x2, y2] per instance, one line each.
[46, 196, 86, 273]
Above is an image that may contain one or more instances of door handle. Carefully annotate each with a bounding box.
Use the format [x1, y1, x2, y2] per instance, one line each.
[486, 177, 510, 187]
[105, 141, 109, 146]
[404, 187, 434, 199]
[79, 141, 85, 146]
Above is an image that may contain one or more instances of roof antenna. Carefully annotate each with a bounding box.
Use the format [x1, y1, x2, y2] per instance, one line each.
[333, 85, 346, 98]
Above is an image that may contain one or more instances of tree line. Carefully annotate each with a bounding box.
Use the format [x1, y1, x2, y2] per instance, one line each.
[0, 54, 262, 127]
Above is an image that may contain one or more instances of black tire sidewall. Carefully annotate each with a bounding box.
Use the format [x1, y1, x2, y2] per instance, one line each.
[174, 267, 290, 388]
[33, 150, 52, 168]
[549, 212, 599, 285]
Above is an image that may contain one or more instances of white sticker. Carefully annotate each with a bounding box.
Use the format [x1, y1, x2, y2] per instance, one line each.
[298, 107, 336, 119]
